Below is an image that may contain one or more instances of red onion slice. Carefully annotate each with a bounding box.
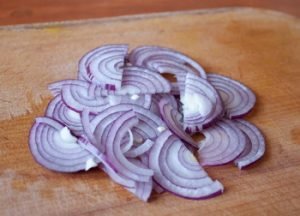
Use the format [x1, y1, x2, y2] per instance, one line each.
[83, 104, 165, 153]
[78, 137, 136, 188]
[207, 73, 256, 118]
[45, 95, 83, 136]
[78, 44, 128, 90]
[81, 109, 98, 146]
[105, 110, 154, 182]
[48, 80, 82, 96]
[82, 108, 126, 153]
[61, 80, 112, 113]
[29, 117, 94, 172]
[198, 119, 246, 166]
[149, 130, 223, 199]
[150, 93, 178, 116]
[129, 46, 206, 93]
[119, 66, 171, 94]
[159, 98, 197, 147]
[125, 159, 153, 201]
[49, 79, 110, 96]
[140, 154, 166, 194]
[52, 79, 152, 111]
[121, 129, 134, 153]
[124, 139, 154, 158]
[233, 120, 265, 169]
[183, 73, 223, 133]
[128, 45, 206, 78]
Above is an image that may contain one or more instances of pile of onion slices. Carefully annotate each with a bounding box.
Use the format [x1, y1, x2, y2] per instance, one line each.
[29, 44, 265, 202]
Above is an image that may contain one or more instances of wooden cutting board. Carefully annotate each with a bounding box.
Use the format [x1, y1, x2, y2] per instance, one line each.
[0, 8, 299, 216]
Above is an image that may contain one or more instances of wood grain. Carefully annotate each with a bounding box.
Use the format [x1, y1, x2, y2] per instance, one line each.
[0, 0, 299, 25]
[0, 8, 300, 216]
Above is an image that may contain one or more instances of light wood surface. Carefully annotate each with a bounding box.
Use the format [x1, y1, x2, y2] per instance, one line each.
[0, 0, 300, 25]
[0, 8, 300, 216]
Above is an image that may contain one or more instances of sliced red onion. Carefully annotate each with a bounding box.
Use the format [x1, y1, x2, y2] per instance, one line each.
[29, 44, 266, 202]
[48, 79, 110, 96]
[150, 93, 178, 116]
[48, 80, 82, 96]
[45, 95, 83, 136]
[128, 46, 206, 78]
[84, 108, 126, 153]
[81, 109, 98, 146]
[83, 104, 165, 153]
[29, 117, 93, 172]
[197, 119, 246, 166]
[125, 159, 153, 201]
[78, 136, 136, 188]
[159, 98, 197, 147]
[119, 66, 171, 95]
[233, 120, 265, 169]
[105, 110, 154, 182]
[78, 44, 128, 90]
[128, 46, 206, 93]
[140, 154, 165, 194]
[54, 79, 152, 111]
[183, 73, 223, 133]
[61, 80, 112, 113]
[207, 73, 256, 119]
[121, 129, 134, 153]
[149, 129, 224, 199]
[125, 139, 154, 158]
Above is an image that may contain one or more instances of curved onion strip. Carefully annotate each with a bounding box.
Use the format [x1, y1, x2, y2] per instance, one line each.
[81, 109, 98, 146]
[149, 129, 224, 199]
[119, 66, 171, 94]
[45, 95, 83, 136]
[150, 93, 178, 116]
[233, 120, 265, 169]
[55, 79, 152, 111]
[49, 79, 109, 97]
[78, 137, 136, 188]
[82, 104, 161, 153]
[140, 154, 166, 194]
[125, 139, 154, 158]
[121, 129, 134, 153]
[85, 108, 127, 153]
[78, 44, 128, 89]
[131, 127, 152, 144]
[128, 45, 206, 78]
[29, 117, 92, 172]
[128, 46, 206, 94]
[198, 119, 246, 166]
[207, 73, 256, 118]
[159, 98, 197, 147]
[125, 159, 153, 201]
[91, 104, 166, 145]
[105, 110, 154, 182]
[48, 80, 81, 96]
[183, 73, 223, 133]
[61, 80, 111, 113]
